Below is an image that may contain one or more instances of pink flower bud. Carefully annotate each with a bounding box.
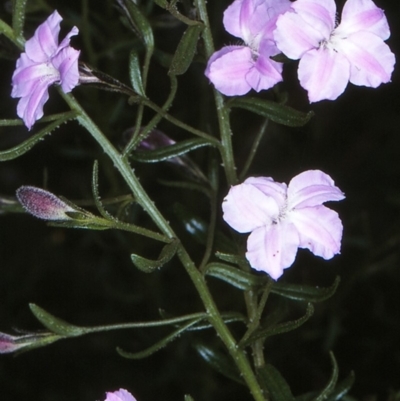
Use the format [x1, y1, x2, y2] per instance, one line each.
[16, 186, 76, 221]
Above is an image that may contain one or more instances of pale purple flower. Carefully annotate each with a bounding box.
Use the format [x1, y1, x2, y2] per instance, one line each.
[104, 389, 137, 401]
[274, 0, 395, 102]
[11, 10, 80, 129]
[205, 0, 291, 96]
[222, 170, 345, 280]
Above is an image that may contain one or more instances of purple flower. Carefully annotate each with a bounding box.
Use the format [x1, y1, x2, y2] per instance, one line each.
[205, 0, 291, 96]
[274, 0, 396, 102]
[11, 10, 80, 129]
[222, 170, 345, 280]
[104, 389, 137, 401]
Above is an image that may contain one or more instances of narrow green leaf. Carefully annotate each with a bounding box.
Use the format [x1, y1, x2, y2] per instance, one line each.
[257, 364, 296, 401]
[154, 0, 168, 8]
[0, 117, 72, 161]
[215, 251, 247, 265]
[131, 138, 214, 163]
[296, 373, 355, 401]
[12, 0, 28, 39]
[229, 97, 314, 127]
[194, 343, 245, 385]
[169, 24, 203, 75]
[271, 276, 340, 303]
[131, 239, 178, 273]
[129, 51, 146, 96]
[29, 304, 84, 337]
[205, 262, 266, 291]
[314, 352, 339, 401]
[326, 373, 355, 401]
[240, 304, 314, 347]
[117, 319, 199, 359]
[117, 0, 154, 53]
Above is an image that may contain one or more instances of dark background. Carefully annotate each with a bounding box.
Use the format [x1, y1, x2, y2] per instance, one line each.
[1, 1, 400, 400]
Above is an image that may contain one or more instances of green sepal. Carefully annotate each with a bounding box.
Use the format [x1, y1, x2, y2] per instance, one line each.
[0, 117, 73, 161]
[29, 304, 85, 337]
[193, 343, 245, 385]
[130, 239, 178, 273]
[169, 24, 203, 75]
[116, 0, 154, 54]
[271, 276, 340, 303]
[15, 333, 62, 355]
[173, 203, 236, 253]
[131, 138, 215, 163]
[256, 364, 296, 401]
[239, 304, 314, 348]
[117, 318, 199, 359]
[129, 51, 146, 96]
[184, 396, 195, 401]
[228, 97, 314, 127]
[314, 352, 339, 401]
[205, 262, 266, 291]
[296, 372, 355, 401]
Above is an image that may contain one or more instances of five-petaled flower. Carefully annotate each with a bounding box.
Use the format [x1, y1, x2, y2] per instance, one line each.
[274, 0, 396, 102]
[222, 170, 345, 280]
[11, 10, 80, 129]
[205, 0, 291, 96]
[104, 389, 137, 401]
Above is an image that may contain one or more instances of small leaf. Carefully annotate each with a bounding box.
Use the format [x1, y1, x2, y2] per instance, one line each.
[184, 396, 195, 401]
[116, 0, 154, 53]
[29, 304, 84, 337]
[131, 239, 178, 273]
[228, 97, 314, 127]
[314, 352, 339, 401]
[215, 251, 247, 265]
[205, 262, 266, 291]
[131, 138, 214, 163]
[129, 51, 146, 96]
[257, 364, 296, 401]
[194, 343, 245, 385]
[154, 0, 168, 8]
[0, 118, 71, 161]
[169, 24, 203, 75]
[271, 277, 340, 303]
[117, 319, 199, 359]
[240, 304, 314, 347]
[296, 372, 355, 401]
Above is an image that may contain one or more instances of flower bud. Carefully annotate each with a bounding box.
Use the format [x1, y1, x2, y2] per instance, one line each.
[16, 186, 76, 221]
[0, 331, 56, 354]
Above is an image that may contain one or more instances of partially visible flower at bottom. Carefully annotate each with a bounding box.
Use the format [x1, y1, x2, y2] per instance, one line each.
[222, 170, 345, 280]
[11, 10, 80, 130]
[104, 389, 137, 401]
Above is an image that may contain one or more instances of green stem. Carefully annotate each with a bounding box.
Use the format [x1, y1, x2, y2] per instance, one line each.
[194, 0, 237, 186]
[61, 91, 265, 401]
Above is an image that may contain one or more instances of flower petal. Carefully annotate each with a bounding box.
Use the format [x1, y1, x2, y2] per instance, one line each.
[246, 222, 300, 280]
[246, 40, 283, 91]
[16, 78, 53, 130]
[25, 10, 62, 62]
[288, 170, 345, 209]
[58, 26, 79, 51]
[52, 47, 80, 92]
[274, 9, 326, 60]
[205, 46, 253, 96]
[223, 0, 245, 38]
[105, 389, 137, 401]
[292, 0, 336, 37]
[244, 176, 287, 207]
[222, 180, 282, 233]
[298, 47, 350, 102]
[338, 0, 390, 40]
[290, 206, 343, 259]
[338, 31, 395, 88]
